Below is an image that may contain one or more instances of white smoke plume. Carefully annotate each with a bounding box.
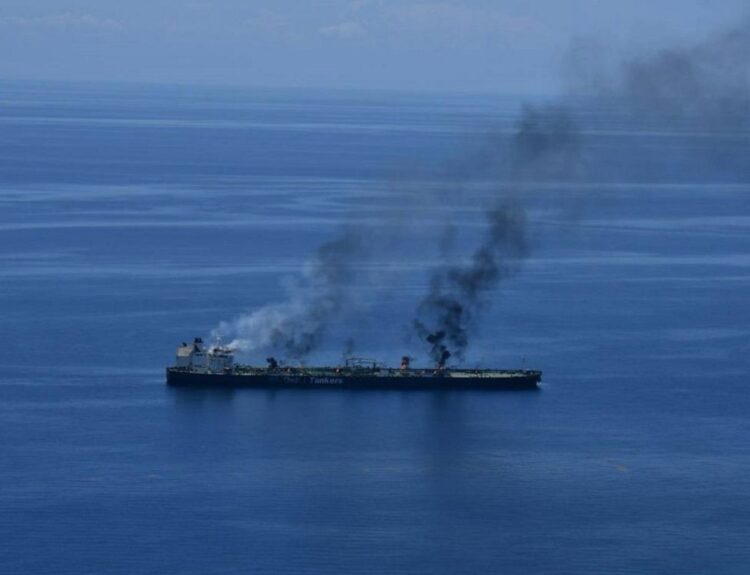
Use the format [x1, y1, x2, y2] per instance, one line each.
[212, 229, 365, 359]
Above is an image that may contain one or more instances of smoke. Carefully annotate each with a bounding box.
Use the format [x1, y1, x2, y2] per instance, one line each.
[617, 21, 750, 130]
[411, 19, 750, 366]
[213, 18, 749, 366]
[212, 228, 365, 359]
[413, 204, 528, 365]
[412, 105, 582, 365]
[564, 18, 750, 131]
[511, 105, 584, 181]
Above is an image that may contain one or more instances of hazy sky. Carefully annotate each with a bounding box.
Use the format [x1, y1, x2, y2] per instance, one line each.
[1, 1, 747, 93]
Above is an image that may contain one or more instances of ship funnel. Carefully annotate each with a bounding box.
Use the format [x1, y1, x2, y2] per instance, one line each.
[193, 336, 205, 351]
[400, 356, 411, 370]
[266, 357, 279, 370]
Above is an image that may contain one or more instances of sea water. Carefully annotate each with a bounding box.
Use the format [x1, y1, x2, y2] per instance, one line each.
[0, 81, 748, 574]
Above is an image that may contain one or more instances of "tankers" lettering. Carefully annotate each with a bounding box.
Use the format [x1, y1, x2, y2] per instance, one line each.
[311, 377, 344, 385]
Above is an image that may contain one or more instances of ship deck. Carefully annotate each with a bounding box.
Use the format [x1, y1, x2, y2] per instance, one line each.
[232, 365, 541, 379]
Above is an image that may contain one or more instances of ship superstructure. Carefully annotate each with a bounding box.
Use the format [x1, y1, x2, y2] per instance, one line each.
[175, 338, 234, 374]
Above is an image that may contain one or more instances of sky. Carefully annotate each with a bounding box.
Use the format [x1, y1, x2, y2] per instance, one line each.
[0, 0, 747, 94]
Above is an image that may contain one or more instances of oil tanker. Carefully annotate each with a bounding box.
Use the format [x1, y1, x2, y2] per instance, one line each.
[166, 338, 541, 390]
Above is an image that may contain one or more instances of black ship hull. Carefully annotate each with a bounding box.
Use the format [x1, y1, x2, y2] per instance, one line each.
[166, 368, 541, 391]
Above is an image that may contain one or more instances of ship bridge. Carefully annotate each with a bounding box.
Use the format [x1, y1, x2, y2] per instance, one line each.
[175, 337, 234, 374]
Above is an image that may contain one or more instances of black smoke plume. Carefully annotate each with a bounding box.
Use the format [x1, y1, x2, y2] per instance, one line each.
[511, 105, 584, 181]
[617, 21, 750, 130]
[412, 104, 581, 365]
[413, 204, 529, 365]
[413, 18, 750, 364]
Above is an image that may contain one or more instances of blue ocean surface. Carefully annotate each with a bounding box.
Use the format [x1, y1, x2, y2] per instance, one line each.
[0, 81, 749, 574]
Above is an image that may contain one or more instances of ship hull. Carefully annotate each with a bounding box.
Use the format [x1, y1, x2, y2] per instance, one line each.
[166, 368, 541, 390]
